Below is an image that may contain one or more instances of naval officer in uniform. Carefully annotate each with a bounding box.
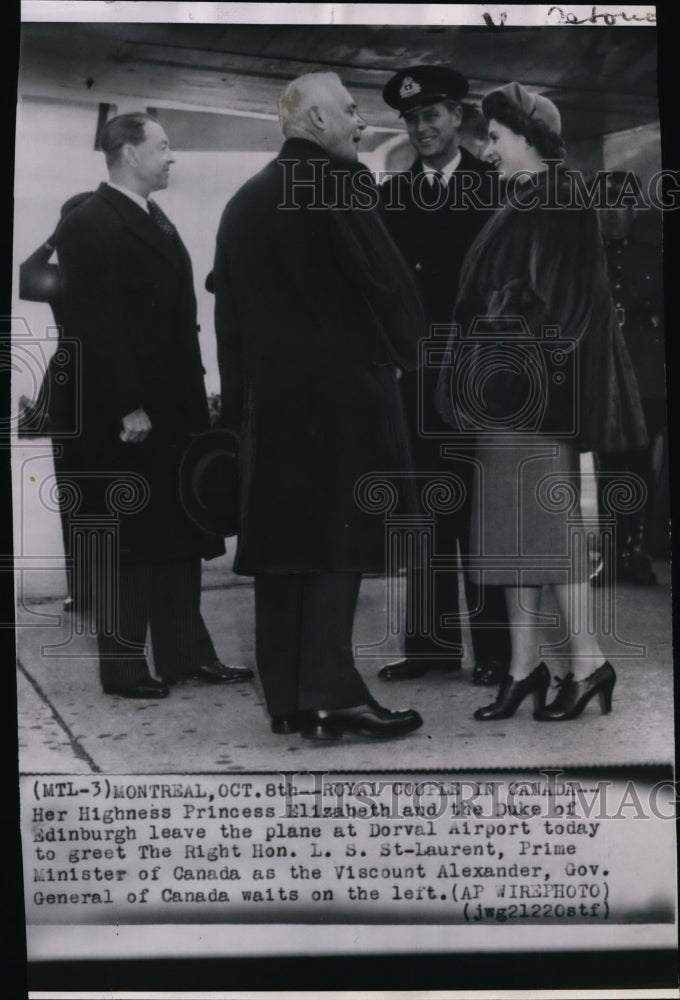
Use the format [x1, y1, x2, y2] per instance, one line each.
[377, 66, 511, 686]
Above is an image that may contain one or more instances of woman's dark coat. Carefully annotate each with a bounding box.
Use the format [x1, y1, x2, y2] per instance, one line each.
[436, 170, 648, 454]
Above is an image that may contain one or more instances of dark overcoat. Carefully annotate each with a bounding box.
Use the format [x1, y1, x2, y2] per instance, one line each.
[379, 148, 497, 451]
[435, 170, 649, 454]
[213, 138, 425, 575]
[604, 235, 666, 402]
[55, 183, 218, 564]
[379, 147, 496, 327]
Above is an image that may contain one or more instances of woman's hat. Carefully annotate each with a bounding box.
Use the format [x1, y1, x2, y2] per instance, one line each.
[178, 428, 240, 537]
[482, 82, 561, 135]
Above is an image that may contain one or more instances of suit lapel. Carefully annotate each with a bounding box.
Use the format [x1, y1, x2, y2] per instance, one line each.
[96, 183, 185, 272]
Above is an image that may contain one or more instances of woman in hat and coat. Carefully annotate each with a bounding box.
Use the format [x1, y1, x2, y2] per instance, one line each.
[436, 82, 648, 721]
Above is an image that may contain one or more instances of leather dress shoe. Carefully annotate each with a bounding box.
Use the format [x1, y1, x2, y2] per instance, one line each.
[271, 714, 301, 735]
[301, 700, 423, 740]
[193, 660, 254, 684]
[103, 679, 169, 699]
[474, 663, 550, 720]
[534, 662, 616, 721]
[378, 657, 461, 681]
[472, 660, 510, 687]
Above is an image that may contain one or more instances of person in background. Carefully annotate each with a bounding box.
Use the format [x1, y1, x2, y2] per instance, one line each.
[19, 192, 93, 613]
[593, 174, 667, 586]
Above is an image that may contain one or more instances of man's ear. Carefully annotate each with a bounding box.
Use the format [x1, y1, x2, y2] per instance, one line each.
[121, 142, 137, 168]
[308, 105, 324, 130]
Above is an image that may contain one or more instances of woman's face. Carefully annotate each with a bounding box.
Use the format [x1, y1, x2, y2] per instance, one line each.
[483, 118, 534, 178]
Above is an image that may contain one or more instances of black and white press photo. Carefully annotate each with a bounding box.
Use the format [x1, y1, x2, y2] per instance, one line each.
[9, 2, 678, 994]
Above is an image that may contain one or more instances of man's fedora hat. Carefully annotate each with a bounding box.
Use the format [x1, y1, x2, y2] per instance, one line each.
[179, 428, 240, 537]
[383, 65, 469, 116]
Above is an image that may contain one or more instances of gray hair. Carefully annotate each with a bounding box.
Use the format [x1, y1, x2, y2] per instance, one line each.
[277, 72, 342, 137]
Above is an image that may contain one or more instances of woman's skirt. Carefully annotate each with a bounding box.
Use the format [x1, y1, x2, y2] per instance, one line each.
[468, 433, 588, 586]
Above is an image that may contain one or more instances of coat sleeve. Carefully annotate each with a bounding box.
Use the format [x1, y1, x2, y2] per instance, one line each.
[56, 213, 145, 421]
[213, 215, 244, 434]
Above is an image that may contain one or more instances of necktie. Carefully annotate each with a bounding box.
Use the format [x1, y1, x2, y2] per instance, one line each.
[147, 199, 176, 238]
[428, 170, 447, 190]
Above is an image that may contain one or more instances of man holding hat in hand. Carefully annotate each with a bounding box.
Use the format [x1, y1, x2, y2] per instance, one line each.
[56, 113, 252, 697]
[378, 65, 511, 686]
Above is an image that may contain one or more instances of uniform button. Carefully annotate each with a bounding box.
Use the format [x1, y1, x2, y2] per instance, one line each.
[415, 262, 423, 271]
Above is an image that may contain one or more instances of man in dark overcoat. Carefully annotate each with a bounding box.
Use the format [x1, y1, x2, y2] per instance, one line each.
[377, 66, 511, 686]
[594, 183, 668, 585]
[56, 112, 252, 698]
[213, 72, 425, 741]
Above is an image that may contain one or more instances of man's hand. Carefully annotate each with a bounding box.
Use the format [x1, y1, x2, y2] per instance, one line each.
[120, 408, 152, 443]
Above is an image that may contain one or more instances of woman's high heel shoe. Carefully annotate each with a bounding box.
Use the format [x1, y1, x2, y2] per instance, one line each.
[533, 661, 616, 721]
[474, 662, 550, 720]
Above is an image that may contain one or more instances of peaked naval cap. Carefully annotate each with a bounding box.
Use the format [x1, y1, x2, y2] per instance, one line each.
[383, 65, 469, 116]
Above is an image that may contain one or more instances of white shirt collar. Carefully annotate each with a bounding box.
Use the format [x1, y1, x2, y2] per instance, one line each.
[107, 182, 150, 213]
[421, 149, 463, 181]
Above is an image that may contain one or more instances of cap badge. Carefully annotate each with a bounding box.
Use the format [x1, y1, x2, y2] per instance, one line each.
[399, 76, 421, 99]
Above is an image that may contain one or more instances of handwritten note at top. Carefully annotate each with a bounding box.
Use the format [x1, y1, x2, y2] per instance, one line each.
[482, 7, 656, 28]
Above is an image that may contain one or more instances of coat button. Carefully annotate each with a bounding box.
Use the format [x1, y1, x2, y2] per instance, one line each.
[415, 262, 423, 271]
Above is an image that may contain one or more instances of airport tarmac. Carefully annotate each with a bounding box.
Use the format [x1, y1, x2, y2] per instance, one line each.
[16, 546, 674, 774]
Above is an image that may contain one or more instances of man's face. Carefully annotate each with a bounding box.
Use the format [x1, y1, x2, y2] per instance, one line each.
[318, 81, 367, 160]
[404, 101, 462, 165]
[482, 118, 532, 179]
[599, 206, 633, 240]
[127, 120, 175, 196]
